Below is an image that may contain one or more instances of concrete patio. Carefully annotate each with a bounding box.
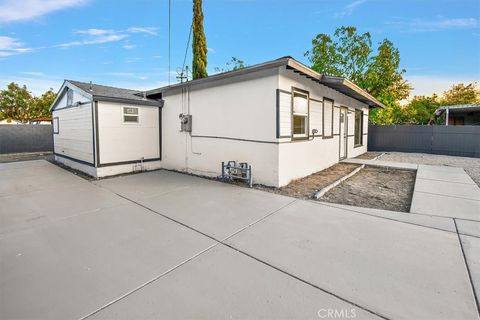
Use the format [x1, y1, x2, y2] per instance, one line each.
[0, 160, 479, 319]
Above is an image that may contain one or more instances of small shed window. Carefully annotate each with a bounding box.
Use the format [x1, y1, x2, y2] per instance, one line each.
[52, 117, 59, 134]
[354, 109, 363, 146]
[123, 107, 139, 123]
[292, 90, 309, 138]
[66, 89, 73, 106]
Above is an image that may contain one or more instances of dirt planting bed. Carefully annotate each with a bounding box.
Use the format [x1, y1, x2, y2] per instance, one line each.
[255, 163, 361, 199]
[320, 166, 416, 212]
[355, 152, 383, 160]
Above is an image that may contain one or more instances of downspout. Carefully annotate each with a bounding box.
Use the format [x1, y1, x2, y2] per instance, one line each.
[445, 106, 449, 126]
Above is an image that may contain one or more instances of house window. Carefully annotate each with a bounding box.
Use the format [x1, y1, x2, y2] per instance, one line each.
[52, 117, 59, 134]
[292, 90, 309, 138]
[123, 107, 139, 123]
[323, 98, 334, 138]
[354, 109, 363, 146]
[67, 89, 73, 106]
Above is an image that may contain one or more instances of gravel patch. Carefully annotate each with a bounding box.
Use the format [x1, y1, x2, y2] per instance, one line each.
[380, 152, 480, 187]
[355, 152, 383, 160]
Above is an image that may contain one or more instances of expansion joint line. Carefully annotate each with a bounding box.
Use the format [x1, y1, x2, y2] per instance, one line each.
[453, 218, 480, 316]
[82, 187, 389, 320]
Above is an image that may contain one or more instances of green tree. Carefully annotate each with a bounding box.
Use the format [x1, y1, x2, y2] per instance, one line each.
[402, 95, 440, 124]
[214, 57, 247, 73]
[306, 26, 411, 125]
[32, 89, 56, 118]
[192, 0, 208, 80]
[0, 82, 34, 123]
[440, 83, 480, 105]
[306, 26, 372, 84]
[363, 39, 411, 105]
[0, 83, 55, 123]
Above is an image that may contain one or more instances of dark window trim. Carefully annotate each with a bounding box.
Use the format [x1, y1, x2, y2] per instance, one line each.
[52, 117, 59, 134]
[322, 97, 334, 139]
[291, 87, 310, 141]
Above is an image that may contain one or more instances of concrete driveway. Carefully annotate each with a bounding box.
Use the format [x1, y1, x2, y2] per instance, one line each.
[1, 160, 479, 319]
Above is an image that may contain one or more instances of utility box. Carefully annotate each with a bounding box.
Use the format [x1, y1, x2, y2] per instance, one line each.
[180, 114, 192, 132]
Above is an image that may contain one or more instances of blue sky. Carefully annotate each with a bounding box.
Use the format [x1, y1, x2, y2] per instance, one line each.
[0, 0, 479, 98]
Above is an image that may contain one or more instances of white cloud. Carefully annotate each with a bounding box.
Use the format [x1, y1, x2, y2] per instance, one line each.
[387, 17, 478, 32]
[0, 75, 62, 95]
[0, 36, 31, 57]
[75, 28, 113, 36]
[122, 44, 136, 49]
[0, 0, 88, 23]
[207, 47, 216, 53]
[335, 0, 367, 18]
[407, 74, 480, 98]
[127, 27, 158, 35]
[20, 71, 44, 76]
[57, 27, 157, 48]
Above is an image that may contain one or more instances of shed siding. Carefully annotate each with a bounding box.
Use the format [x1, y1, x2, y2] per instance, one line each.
[53, 103, 94, 164]
[97, 101, 160, 165]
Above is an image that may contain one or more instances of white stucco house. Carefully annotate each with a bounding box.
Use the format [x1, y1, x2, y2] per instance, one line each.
[50, 56, 384, 187]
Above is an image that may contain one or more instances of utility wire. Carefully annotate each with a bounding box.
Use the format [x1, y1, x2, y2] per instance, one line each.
[181, 23, 193, 81]
[168, 0, 171, 85]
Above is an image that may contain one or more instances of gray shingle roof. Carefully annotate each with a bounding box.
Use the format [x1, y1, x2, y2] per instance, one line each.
[68, 80, 163, 106]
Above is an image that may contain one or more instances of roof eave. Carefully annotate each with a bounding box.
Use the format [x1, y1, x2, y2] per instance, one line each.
[319, 76, 385, 109]
[93, 95, 164, 107]
[146, 57, 291, 96]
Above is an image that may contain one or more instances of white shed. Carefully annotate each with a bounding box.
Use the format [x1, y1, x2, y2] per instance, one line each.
[51, 57, 384, 186]
[51, 80, 163, 177]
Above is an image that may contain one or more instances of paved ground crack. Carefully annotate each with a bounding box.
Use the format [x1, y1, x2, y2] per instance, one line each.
[453, 218, 480, 316]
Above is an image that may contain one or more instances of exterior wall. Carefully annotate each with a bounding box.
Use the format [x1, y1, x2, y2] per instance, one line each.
[160, 68, 279, 186]
[55, 154, 97, 176]
[277, 67, 368, 186]
[96, 101, 160, 165]
[52, 103, 94, 164]
[96, 160, 162, 177]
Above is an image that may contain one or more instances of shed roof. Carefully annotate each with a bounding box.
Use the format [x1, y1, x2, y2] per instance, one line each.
[434, 104, 480, 116]
[67, 80, 163, 107]
[146, 57, 385, 108]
